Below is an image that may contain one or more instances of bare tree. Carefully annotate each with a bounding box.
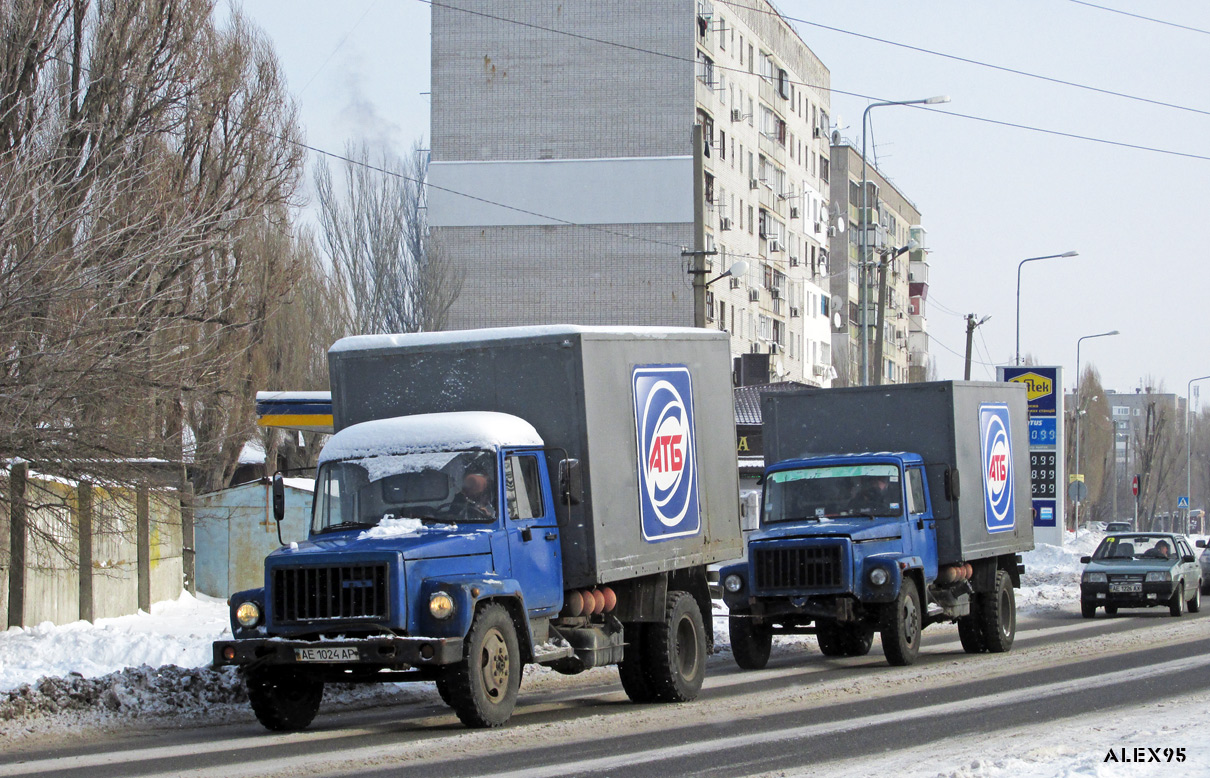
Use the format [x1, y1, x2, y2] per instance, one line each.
[0, 0, 308, 528]
[315, 139, 461, 335]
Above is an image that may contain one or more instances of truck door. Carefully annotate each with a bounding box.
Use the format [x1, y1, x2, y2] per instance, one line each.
[905, 465, 939, 580]
[502, 450, 563, 616]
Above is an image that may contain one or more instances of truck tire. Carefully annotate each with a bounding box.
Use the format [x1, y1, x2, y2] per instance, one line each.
[245, 667, 324, 732]
[618, 622, 657, 703]
[644, 591, 706, 702]
[980, 570, 1016, 653]
[839, 623, 875, 657]
[1079, 602, 1097, 619]
[815, 619, 844, 657]
[1169, 584, 1184, 618]
[958, 614, 988, 651]
[434, 670, 455, 706]
[728, 610, 772, 670]
[881, 580, 922, 666]
[447, 602, 521, 727]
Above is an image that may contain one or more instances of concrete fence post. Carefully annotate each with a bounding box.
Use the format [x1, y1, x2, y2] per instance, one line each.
[137, 485, 150, 613]
[180, 482, 195, 597]
[7, 461, 27, 628]
[78, 481, 93, 622]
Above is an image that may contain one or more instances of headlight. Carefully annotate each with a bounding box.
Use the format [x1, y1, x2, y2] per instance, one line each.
[868, 567, 889, 586]
[235, 601, 261, 628]
[1145, 571, 1171, 583]
[723, 574, 744, 593]
[429, 591, 455, 619]
[1082, 572, 1107, 583]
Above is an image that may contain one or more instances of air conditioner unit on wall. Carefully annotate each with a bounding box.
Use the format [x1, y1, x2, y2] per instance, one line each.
[749, 178, 759, 190]
[768, 239, 784, 253]
[720, 217, 732, 231]
[748, 289, 760, 302]
[790, 207, 800, 219]
[730, 277, 741, 289]
[790, 306, 801, 318]
[731, 108, 744, 122]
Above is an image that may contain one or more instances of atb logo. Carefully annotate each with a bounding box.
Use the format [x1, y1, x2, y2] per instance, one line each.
[980, 403, 1015, 534]
[633, 366, 701, 542]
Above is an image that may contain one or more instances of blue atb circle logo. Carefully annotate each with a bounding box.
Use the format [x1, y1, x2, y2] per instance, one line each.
[633, 366, 701, 541]
[979, 403, 1015, 533]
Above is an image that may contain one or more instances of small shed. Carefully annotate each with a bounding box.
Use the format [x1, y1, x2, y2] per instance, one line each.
[193, 478, 312, 599]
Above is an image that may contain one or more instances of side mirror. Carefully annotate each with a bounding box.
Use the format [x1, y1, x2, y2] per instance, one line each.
[558, 458, 583, 505]
[944, 468, 960, 501]
[1080, 556, 1091, 564]
[272, 472, 286, 523]
[1183, 554, 1196, 564]
[1197, 540, 1207, 549]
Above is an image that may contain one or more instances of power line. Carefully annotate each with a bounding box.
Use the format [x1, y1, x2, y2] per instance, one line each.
[722, 0, 1210, 119]
[1067, 0, 1210, 36]
[297, 0, 381, 95]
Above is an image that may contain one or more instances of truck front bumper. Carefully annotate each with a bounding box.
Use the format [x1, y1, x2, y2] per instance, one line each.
[213, 635, 464, 670]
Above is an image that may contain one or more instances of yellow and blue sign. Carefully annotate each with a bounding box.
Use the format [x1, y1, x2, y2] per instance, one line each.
[633, 365, 701, 542]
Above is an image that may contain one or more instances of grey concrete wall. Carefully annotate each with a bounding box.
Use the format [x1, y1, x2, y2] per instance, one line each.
[441, 223, 696, 330]
[432, 0, 694, 163]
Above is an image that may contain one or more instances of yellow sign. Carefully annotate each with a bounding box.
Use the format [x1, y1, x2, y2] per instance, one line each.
[1069, 473, 1084, 483]
[1008, 372, 1053, 401]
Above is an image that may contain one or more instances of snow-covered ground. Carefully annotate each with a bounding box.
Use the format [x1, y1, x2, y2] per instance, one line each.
[1, 529, 1206, 777]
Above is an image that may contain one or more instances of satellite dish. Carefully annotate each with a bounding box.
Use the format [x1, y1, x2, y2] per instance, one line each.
[774, 359, 786, 377]
[833, 312, 843, 330]
[834, 216, 845, 234]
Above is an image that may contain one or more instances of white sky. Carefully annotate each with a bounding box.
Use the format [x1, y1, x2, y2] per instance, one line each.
[234, 0, 1210, 405]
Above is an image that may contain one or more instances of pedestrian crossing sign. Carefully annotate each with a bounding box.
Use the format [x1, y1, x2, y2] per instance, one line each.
[1178, 496, 1190, 509]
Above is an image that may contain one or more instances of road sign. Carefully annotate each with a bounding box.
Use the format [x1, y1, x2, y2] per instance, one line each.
[1132, 475, 1139, 496]
[1068, 480, 1088, 503]
[1178, 496, 1190, 510]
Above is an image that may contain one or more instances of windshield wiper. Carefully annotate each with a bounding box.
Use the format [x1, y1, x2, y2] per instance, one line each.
[320, 521, 376, 534]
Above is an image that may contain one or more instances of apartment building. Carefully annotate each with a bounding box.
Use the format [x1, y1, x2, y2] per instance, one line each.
[827, 142, 925, 386]
[428, 0, 836, 385]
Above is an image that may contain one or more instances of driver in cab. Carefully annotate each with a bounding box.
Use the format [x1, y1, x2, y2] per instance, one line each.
[449, 472, 496, 520]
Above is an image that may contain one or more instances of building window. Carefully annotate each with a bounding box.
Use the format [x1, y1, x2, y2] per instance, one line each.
[696, 51, 715, 86]
[720, 130, 726, 159]
[719, 301, 727, 331]
[778, 68, 790, 99]
[819, 157, 829, 184]
[719, 18, 726, 49]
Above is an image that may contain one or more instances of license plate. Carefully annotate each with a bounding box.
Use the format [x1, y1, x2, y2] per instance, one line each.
[294, 646, 360, 662]
[1109, 583, 1142, 593]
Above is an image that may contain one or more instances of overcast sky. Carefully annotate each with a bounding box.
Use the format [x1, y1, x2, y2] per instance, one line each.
[236, 0, 1210, 407]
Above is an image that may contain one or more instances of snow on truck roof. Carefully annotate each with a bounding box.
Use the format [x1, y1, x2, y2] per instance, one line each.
[318, 411, 543, 464]
[329, 324, 719, 354]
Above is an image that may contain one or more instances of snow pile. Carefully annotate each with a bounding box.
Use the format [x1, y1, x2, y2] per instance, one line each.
[358, 517, 456, 540]
[0, 592, 229, 691]
[1015, 529, 1101, 614]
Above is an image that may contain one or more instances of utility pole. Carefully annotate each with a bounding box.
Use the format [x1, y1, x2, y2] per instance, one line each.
[690, 124, 708, 328]
[963, 314, 990, 380]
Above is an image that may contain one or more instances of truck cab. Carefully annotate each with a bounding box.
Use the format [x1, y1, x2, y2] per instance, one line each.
[215, 411, 573, 729]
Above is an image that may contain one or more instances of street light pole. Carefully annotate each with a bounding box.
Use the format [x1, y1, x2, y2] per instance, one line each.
[1186, 374, 1210, 533]
[1015, 250, 1078, 365]
[1073, 330, 1119, 528]
[859, 95, 949, 385]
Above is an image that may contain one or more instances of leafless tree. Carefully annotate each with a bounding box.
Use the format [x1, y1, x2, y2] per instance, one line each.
[0, 0, 309, 529]
[314, 139, 461, 335]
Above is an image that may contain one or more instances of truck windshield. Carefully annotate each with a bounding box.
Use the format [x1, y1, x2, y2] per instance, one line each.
[763, 464, 903, 523]
[312, 450, 498, 534]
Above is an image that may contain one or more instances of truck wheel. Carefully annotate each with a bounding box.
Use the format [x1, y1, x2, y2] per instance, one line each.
[958, 614, 988, 651]
[1188, 583, 1201, 613]
[881, 580, 922, 666]
[980, 571, 1016, 653]
[447, 602, 521, 727]
[644, 591, 706, 702]
[434, 670, 455, 706]
[1169, 584, 1184, 618]
[839, 623, 875, 657]
[814, 619, 844, 657]
[1079, 602, 1097, 619]
[728, 610, 772, 670]
[618, 622, 657, 703]
[245, 668, 324, 732]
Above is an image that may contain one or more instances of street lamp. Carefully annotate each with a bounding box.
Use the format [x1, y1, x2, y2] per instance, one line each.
[859, 95, 950, 385]
[1015, 251, 1078, 365]
[1073, 330, 1119, 527]
[1186, 374, 1210, 532]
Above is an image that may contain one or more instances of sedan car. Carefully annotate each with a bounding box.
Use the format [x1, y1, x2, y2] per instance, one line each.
[1080, 532, 1202, 618]
[1105, 521, 1132, 533]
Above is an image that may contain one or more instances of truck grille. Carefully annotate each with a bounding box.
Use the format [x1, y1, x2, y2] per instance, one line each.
[272, 564, 390, 624]
[753, 545, 843, 591]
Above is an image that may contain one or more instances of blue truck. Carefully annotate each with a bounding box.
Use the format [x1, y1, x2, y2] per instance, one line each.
[213, 326, 741, 729]
[720, 381, 1033, 668]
